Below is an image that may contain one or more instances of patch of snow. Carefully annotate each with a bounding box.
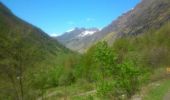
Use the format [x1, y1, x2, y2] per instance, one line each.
[78, 30, 97, 37]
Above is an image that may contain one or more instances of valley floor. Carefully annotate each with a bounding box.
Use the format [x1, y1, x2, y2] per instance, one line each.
[38, 72, 170, 100]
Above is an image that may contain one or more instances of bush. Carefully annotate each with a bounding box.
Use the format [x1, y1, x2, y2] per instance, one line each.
[114, 60, 143, 98]
[91, 41, 147, 99]
[97, 80, 116, 98]
[58, 71, 75, 86]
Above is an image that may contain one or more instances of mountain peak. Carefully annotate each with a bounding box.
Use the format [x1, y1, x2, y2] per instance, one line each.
[77, 29, 99, 38]
[56, 27, 99, 52]
[63, 27, 99, 36]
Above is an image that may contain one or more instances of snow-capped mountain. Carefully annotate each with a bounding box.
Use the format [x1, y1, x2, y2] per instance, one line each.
[78, 30, 98, 37]
[56, 28, 99, 53]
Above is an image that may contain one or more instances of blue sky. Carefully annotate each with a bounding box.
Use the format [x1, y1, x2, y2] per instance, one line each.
[0, 0, 140, 36]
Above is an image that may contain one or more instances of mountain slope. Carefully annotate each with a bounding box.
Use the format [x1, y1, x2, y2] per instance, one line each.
[101, 0, 170, 41]
[57, 0, 170, 53]
[0, 2, 70, 99]
[0, 2, 68, 53]
[57, 28, 99, 53]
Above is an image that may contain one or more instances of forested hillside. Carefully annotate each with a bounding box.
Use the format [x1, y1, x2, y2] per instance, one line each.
[0, 2, 76, 99]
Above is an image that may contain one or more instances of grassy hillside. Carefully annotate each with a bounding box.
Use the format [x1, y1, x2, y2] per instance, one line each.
[0, 2, 77, 99]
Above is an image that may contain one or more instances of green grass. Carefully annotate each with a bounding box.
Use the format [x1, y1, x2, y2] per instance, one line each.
[143, 78, 170, 100]
[45, 81, 96, 100]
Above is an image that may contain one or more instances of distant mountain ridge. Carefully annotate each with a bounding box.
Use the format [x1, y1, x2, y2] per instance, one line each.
[56, 28, 99, 53]
[57, 0, 170, 53]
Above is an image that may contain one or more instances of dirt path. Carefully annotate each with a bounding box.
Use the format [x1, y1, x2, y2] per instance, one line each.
[163, 91, 170, 100]
[131, 82, 161, 100]
[131, 76, 170, 100]
[37, 90, 97, 100]
[73, 90, 97, 97]
[37, 91, 60, 100]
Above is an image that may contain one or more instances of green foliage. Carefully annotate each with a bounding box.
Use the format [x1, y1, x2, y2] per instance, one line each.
[74, 45, 99, 82]
[58, 70, 75, 86]
[90, 41, 146, 99]
[0, 3, 71, 99]
[1, 2, 170, 99]
[114, 60, 143, 98]
[79, 23, 170, 99]
[93, 41, 114, 66]
[97, 80, 115, 98]
[144, 79, 170, 100]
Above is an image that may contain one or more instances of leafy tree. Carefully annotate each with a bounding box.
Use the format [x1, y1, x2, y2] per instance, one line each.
[93, 41, 117, 80]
